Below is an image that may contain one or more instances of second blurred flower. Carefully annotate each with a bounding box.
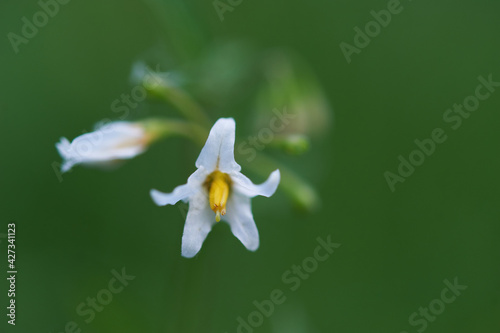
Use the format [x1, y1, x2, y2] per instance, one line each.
[56, 121, 153, 172]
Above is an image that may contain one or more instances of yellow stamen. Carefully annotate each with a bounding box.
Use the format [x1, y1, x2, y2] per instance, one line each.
[206, 171, 231, 222]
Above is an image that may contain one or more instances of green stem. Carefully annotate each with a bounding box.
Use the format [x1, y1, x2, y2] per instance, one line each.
[155, 87, 211, 128]
[241, 153, 320, 212]
[141, 118, 209, 146]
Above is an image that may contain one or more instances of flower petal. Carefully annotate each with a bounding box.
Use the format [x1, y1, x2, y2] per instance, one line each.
[196, 118, 241, 173]
[225, 193, 259, 251]
[150, 169, 208, 206]
[181, 191, 216, 258]
[56, 138, 77, 172]
[150, 184, 193, 206]
[56, 137, 72, 159]
[56, 122, 148, 172]
[61, 160, 77, 173]
[81, 122, 146, 160]
[231, 169, 281, 198]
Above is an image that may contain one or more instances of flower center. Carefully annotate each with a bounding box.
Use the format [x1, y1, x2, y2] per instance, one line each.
[205, 171, 232, 222]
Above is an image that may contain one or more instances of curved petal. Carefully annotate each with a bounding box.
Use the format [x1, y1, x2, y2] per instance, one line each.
[195, 118, 241, 173]
[56, 138, 76, 172]
[225, 193, 259, 251]
[150, 169, 208, 206]
[61, 160, 77, 173]
[231, 169, 281, 198]
[150, 184, 193, 206]
[182, 191, 216, 258]
[56, 137, 72, 160]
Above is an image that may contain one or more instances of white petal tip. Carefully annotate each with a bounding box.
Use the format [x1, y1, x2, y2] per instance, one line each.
[271, 169, 281, 181]
[181, 242, 203, 258]
[150, 189, 169, 206]
[195, 117, 240, 172]
[60, 160, 77, 173]
[150, 183, 193, 207]
[245, 243, 260, 252]
[214, 117, 235, 126]
[181, 250, 198, 259]
[56, 137, 71, 158]
[263, 169, 281, 197]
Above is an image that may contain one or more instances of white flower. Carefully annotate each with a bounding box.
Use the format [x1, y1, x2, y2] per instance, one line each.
[150, 118, 280, 258]
[56, 121, 149, 173]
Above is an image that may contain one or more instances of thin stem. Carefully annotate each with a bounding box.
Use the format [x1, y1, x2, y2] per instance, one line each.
[241, 153, 320, 212]
[156, 87, 212, 128]
[141, 118, 209, 146]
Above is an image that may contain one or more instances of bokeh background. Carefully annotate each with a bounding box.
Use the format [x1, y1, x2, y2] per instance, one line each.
[1, 0, 500, 332]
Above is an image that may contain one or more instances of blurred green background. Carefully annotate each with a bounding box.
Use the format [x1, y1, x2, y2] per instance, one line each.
[1, 0, 500, 332]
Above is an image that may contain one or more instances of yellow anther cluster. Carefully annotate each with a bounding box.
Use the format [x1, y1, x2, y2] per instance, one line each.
[205, 171, 231, 222]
